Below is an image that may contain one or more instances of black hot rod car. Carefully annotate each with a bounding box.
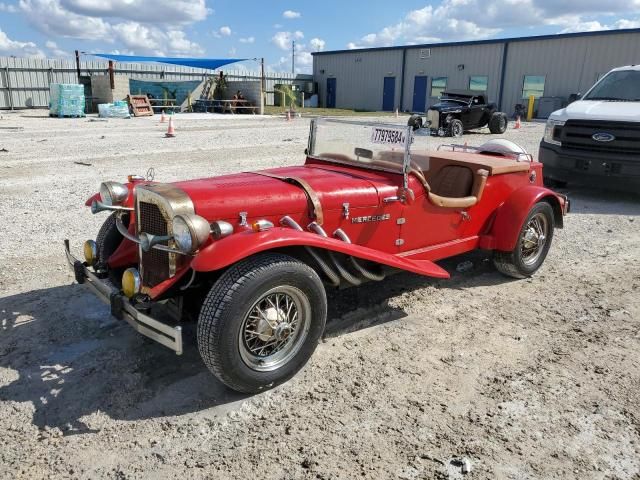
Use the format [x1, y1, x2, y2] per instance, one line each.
[408, 90, 508, 137]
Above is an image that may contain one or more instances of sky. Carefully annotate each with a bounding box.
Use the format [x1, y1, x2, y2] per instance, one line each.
[0, 0, 639, 73]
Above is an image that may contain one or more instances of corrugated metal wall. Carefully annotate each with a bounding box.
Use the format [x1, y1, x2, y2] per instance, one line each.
[313, 30, 640, 115]
[313, 49, 403, 111]
[0, 56, 311, 109]
[501, 32, 640, 114]
[402, 43, 504, 111]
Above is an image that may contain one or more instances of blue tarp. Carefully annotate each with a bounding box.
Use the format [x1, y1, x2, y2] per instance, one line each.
[90, 54, 249, 70]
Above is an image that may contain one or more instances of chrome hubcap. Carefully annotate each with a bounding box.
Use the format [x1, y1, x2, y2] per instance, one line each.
[521, 213, 548, 266]
[239, 286, 310, 372]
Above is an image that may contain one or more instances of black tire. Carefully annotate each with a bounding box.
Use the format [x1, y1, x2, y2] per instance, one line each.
[408, 115, 423, 131]
[95, 212, 128, 285]
[448, 118, 464, 137]
[494, 202, 555, 279]
[488, 112, 508, 134]
[197, 253, 327, 393]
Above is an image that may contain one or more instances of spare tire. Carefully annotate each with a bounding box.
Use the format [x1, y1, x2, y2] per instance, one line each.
[408, 115, 423, 131]
[488, 112, 508, 134]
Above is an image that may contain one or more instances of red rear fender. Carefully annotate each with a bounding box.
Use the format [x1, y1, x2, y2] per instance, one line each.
[487, 186, 564, 252]
[190, 228, 450, 279]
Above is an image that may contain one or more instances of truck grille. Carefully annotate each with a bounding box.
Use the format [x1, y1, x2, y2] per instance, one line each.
[561, 120, 640, 155]
[138, 201, 170, 287]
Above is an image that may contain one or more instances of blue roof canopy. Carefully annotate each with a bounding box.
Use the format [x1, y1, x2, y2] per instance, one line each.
[90, 54, 249, 70]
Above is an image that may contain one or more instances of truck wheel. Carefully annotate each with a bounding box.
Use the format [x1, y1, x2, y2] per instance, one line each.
[494, 202, 555, 279]
[448, 119, 464, 137]
[408, 115, 422, 131]
[488, 112, 508, 134]
[197, 253, 327, 393]
[95, 212, 128, 285]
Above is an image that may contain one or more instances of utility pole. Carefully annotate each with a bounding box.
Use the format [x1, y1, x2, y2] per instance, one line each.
[292, 40, 295, 74]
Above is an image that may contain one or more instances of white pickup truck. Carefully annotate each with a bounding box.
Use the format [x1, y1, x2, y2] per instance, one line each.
[539, 65, 640, 190]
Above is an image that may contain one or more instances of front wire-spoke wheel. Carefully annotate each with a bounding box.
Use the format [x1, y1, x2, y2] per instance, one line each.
[239, 286, 311, 372]
[494, 202, 555, 279]
[198, 253, 327, 393]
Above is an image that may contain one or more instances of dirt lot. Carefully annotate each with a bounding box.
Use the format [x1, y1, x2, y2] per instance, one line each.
[1, 111, 639, 480]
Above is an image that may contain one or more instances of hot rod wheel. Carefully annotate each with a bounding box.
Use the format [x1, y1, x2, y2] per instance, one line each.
[197, 253, 327, 393]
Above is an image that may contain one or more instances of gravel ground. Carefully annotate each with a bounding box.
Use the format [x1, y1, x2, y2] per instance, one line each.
[0, 111, 639, 479]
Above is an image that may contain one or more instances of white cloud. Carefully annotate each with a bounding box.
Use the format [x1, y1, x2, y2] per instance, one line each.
[219, 25, 231, 36]
[45, 40, 70, 57]
[310, 37, 325, 51]
[0, 28, 45, 57]
[112, 22, 204, 55]
[271, 30, 304, 50]
[239, 36, 255, 44]
[19, 0, 111, 39]
[282, 10, 300, 19]
[58, 0, 210, 23]
[0, 2, 18, 12]
[560, 17, 640, 33]
[346, 0, 640, 48]
[18, 0, 206, 56]
[273, 23, 283, 29]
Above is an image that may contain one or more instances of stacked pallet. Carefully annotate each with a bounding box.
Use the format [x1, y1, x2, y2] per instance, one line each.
[49, 83, 85, 118]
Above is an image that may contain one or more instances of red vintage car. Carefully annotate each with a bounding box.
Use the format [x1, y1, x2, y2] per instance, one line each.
[65, 118, 568, 393]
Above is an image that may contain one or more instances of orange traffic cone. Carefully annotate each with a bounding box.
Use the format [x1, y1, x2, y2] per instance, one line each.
[160, 110, 166, 123]
[514, 116, 521, 129]
[165, 116, 175, 137]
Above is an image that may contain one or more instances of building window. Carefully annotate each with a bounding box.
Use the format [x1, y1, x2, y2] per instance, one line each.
[522, 75, 545, 99]
[431, 77, 447, 97]
[469, 76, 488, 92]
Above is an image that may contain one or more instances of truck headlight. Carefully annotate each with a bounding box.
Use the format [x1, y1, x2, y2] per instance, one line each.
[172, 214, 211, 254]
[543, 119, 564, 146]
[99, 181, 129, 206]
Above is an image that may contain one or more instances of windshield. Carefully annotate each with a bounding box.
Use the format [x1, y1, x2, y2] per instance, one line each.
[309, 118, 412, 174]
[585, 70, 640, 101]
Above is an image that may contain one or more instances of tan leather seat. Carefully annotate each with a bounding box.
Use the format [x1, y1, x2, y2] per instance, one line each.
[427, 168, 489, 209]
[430, 166, 474, 198]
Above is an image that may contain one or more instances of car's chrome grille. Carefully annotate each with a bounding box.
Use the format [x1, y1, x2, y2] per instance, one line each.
[561, 120, 640, 155]
[138, 201, 170, 287]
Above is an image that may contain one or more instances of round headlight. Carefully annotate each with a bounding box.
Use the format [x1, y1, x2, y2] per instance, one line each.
[122, 268, 141, 298]
[83, 240, 97, 266]
[99, 181, 129, 206]
[172, 214, 211, 254]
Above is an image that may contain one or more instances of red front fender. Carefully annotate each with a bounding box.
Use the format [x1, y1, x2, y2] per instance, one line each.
[488, 186, 564, 252]
[190, 227, 450, 279]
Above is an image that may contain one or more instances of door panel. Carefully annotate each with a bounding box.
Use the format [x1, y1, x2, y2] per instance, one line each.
[326, 78, 336, 108]
[412, 76, 428, 112]
[382, 77, 396, 112]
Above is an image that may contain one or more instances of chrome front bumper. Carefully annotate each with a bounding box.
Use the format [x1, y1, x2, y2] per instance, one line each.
[64, 240, 183, 355]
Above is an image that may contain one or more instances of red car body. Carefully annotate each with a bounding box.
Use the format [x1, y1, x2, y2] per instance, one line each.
[91, 151, 566, 300]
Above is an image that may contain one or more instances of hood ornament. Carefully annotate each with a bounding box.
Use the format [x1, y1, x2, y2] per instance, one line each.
[146, 167, 156, 181]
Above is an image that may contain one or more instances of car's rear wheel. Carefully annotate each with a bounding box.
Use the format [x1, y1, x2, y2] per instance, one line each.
[488, 112, 508, 134]
[448, 119, 464, 137]
[197, 253, 327, 393]
[494, 202, 555, 279]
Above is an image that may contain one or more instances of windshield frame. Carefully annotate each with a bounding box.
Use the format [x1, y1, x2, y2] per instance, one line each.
[307, 118, 413, 188]
[583, 69, 640, 102]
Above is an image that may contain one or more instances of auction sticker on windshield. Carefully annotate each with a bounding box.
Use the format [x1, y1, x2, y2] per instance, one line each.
[370, 127, 408, 146]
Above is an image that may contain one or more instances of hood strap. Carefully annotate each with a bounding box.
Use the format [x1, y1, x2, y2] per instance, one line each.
[251, 171, 324, 226]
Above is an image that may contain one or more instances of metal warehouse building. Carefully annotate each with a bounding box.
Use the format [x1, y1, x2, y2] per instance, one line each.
[312, 28, 640, 117]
